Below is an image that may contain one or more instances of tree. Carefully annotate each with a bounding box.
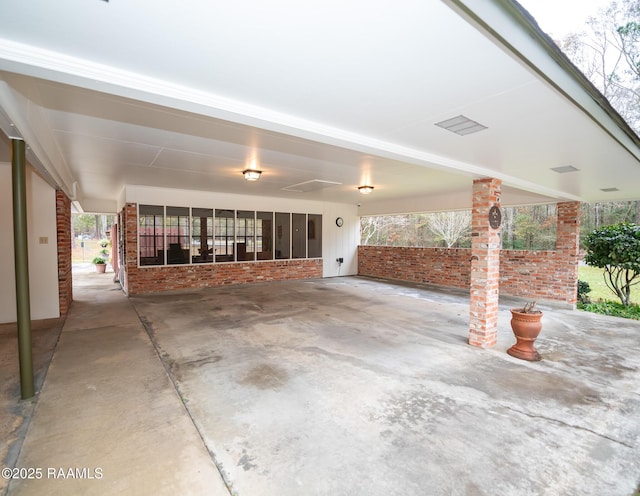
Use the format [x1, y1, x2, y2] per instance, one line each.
[559, 0, 640, 133]
[584, 223, 640, 305]
[426, 211, 471, 248]
[73, 214, 96, 238]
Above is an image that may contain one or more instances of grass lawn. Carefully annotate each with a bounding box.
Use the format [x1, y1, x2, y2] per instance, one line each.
[72, 238, 104, 263]
[578, 265, 640, 305]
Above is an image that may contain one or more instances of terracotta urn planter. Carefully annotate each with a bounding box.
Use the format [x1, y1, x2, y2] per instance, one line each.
[507, 302, 543, 361]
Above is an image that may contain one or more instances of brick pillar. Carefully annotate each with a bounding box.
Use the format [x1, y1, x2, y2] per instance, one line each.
[556, 201, 581, 307]
[469, 178, 502, 348]
[56, 190, 73, 315]
[122, 203, 138, 295]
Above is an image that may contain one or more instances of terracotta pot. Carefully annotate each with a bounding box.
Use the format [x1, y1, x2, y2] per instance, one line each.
[95, 263, 107, 274]
[507, 308, 543, 361]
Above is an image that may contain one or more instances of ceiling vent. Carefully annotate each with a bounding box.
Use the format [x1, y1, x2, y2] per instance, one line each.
[435, 115, 488, 136]
[551, 165, 579, 173]
[600, 187, 620, 192]
[282, 179, 342, 193]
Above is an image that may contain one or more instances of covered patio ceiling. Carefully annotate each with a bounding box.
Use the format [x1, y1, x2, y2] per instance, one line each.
[1, 0, 639, 214]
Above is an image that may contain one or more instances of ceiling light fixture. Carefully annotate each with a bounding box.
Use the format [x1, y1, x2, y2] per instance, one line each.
[358, 185, 374, 194]
[242, 169, 262, 181]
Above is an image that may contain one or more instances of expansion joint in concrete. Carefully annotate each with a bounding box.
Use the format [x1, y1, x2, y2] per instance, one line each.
[502, 405, 633, 449]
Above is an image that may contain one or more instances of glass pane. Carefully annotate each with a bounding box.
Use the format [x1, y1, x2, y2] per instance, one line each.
[236, 210, 255, 261]
[256, 212, 273, 260]
[292, 213, 306, 259]
[308, 214, 322, 258]
[139, 205, 164, 266]
[191, 208, 213, 263]
[275, 212, 290, 259]
[215, 209, 235, 262]
[166, 206, 189, 265]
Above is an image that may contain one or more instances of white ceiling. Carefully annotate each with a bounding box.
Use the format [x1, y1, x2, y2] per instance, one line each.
[0, 0, 639, 214]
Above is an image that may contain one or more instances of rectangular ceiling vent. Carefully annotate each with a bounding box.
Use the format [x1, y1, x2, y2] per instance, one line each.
[601, 187, 620, 192]
[435, 115, 488, 136]
[281, 179, 342, 193]
[551, 165, 579, 173]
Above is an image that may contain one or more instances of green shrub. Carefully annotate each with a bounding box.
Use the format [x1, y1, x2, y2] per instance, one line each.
[92, 257, 106, 265]
[584, 223, 640, 306]
[578, 300, 640, 320]
[577, 280, 591, 304]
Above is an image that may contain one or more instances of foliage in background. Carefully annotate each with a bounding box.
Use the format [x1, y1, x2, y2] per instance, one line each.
[558, 0, 640, 133]
[584, 223, 640, 306]
[72, 213, 115, 241]
[360, 201, 640, 250]
[360, 212, 472, 248]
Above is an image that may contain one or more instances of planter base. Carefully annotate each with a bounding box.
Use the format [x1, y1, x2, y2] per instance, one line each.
[507, 343, 541, 361]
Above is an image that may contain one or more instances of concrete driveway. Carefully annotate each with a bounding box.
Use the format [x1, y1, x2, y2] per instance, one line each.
[130, 276, 640, 496]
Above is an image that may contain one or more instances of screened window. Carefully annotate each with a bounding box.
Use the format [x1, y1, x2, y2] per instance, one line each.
[256, 211, 273, 260]
[139, 205, 164, 266]
[166, 206, 190, 265]
[236, 211, 256, 261]
[215, 209, 235, 262]
[308, 214, 322, 258]
[191, 208, 213, 263]
[292, 213, 306, 259]
[137, 205, 321, 265]
[275, 212, 290, 259]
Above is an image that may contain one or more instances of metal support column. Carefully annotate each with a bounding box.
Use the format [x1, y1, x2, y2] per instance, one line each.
[12, 138, 34, 400]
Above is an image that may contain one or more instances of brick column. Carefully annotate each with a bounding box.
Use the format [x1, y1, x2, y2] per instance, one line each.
[556, 201, 581, 307]
[469, 178, 502, 348]
[122, 203, 138, 294]
[56, 190, 72, 316]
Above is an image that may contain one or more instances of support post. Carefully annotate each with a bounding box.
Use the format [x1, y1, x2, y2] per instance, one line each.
[12, 138, 34, 399]
[469, 178, 502, 348]
[556, 201, 581, 307]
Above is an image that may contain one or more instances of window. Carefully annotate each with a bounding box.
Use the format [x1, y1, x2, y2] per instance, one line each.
[236, 211, 256, 261]
[215, 209, 235, 262]
[292, 213, 306, 259]
[166, 206, 190, 265]
[308, 214, 322, 258]
[139, 205, 164, 266]
[275, 212, 290, 259]
[256, 211, 273, 260]
[137, 204, 321, 265]
[191, 208, 213, 263]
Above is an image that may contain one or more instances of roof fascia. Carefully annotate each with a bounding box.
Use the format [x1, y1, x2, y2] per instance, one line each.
[446, 0, 640, 162]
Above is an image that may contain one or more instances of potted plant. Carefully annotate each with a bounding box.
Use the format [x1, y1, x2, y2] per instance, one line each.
[92, 256, 107, 273]
[507, 301, 543, 361]
[99, 238, 110, 258]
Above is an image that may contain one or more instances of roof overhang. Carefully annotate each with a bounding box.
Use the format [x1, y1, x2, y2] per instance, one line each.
[0, 0, 638, 214]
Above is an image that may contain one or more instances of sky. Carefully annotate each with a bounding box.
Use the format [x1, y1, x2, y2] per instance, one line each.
[517, 0, 611, 37]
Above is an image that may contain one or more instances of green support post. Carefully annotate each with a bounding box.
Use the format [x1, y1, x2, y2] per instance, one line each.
[12, 138, 34, 400]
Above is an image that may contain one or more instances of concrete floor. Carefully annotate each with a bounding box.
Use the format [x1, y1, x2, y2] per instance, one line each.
[2, 266, 640, 495]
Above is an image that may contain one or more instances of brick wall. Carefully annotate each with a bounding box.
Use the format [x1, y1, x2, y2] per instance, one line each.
[55, 190, 72, 315]
[358, 245, 579, 306]
[358, 200, 580, 308]
[357, 246, 471, 289]
[123, 203, 323, 295]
